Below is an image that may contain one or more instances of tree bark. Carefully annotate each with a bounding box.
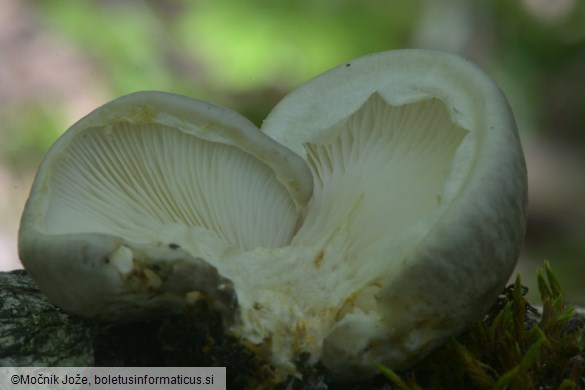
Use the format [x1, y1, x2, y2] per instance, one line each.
[0, 270, 93, 366]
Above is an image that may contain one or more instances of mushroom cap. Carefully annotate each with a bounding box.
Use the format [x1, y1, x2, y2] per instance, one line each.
[262, 49, 527, 375]
[19, 50, 527, 380]
[19, 91, 312, 318]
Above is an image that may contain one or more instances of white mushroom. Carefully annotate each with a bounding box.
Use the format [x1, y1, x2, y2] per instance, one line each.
[19, 50, 527, 380]
[18, 91, 312, 322]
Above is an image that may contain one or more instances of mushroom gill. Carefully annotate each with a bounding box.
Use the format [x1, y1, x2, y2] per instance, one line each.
[295, 93, 468, 263]
[45, 123, 299, 251]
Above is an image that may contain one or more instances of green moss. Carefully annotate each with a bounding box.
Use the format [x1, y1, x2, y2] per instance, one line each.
[378, 261, 585, 390]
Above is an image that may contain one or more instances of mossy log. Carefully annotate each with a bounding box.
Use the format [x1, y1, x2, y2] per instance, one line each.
[1, 267, 584, 389]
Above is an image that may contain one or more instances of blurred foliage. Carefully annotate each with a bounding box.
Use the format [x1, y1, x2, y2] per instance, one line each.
[172, 0, 419, 91]
[488, 0, 585, 141]
[2, 0, 584, 165]
[37, 1, 186, 95]
[35, 0, 420, 104]
[0, 103, 63, 173]
[0, 0, 424, 170]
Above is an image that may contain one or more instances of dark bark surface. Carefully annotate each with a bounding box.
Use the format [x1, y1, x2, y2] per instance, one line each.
[0, 270, 93, 366]
[0, 270, 274, 388]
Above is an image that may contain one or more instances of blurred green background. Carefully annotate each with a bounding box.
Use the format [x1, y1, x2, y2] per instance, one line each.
[1, 0, 584, 303]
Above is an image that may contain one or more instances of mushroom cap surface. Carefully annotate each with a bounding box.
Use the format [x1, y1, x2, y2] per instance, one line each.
[19, 50, 527, 380]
